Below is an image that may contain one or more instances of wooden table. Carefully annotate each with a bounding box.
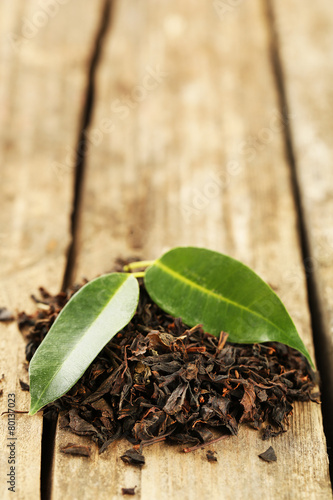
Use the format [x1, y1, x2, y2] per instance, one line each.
[1, 1, 333, 498]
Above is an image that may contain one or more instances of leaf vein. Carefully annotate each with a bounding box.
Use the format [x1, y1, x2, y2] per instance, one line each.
[156, 260, 284, 334]
[30, 275, 131, 413]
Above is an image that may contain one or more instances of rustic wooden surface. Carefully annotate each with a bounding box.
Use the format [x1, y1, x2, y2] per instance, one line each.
[51, 1, 331, 499]
[0, 0, 332, 499]
[272, 0, 333, 446]
[0, 1, 106, 498]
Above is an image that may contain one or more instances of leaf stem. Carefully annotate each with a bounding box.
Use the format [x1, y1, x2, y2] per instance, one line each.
[131, 272, 145, 279]
[123, 260, 155, 272]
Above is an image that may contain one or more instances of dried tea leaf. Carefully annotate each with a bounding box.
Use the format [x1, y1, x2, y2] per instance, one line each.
[144, 247, 314, 367]
[67, 409, 101, 437]
[120, 448, 145, 466]
[239, 383, 256, 422]
[121, 487, 136, 495]
[258, 446, 277, 462]
[60, 443, 91, 457]
[206, 450, 218, 462]
[22, 280, 317, 457]
[19, 380, 29, 391]
[0, 307, 14, 322]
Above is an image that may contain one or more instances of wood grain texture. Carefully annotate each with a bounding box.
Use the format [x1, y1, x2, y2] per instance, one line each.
[51, 0, 332, 499]
[0, 1, 105, 498]
[271, 0, 333, 428]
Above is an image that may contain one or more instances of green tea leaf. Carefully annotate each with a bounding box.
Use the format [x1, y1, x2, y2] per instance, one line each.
[144, 247, 314, 367]
[29, 273, 139, 415]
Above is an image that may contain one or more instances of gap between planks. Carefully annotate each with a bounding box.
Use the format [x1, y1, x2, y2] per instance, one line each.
[61, 0, 113, 292]
[266, 0, 333, 478]
[41, 2, 113, 499]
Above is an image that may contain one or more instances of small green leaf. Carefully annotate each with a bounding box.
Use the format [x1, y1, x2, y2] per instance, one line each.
[29, 273, 139, 415]
[144, 247, 314, 367]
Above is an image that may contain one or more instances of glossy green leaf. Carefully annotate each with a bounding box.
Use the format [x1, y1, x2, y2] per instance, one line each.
[29, 273, 139, 415]
[144, 247, 314, 367]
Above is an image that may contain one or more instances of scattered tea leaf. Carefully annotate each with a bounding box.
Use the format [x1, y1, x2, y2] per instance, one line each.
[29, 273, 139, 415]
[206, 450, 218, 462]
[19, 379, 29, 391]
[60, 443, 91, 457]
[67, 408, 103, 439]
[121, 486, 136, 495]
[144, 247, 314, 367]
[0, 307, 14, 322]
[120, 448, 145, 466]
[258, 446, 277, 462]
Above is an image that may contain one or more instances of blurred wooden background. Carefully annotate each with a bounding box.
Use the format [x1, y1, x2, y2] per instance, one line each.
[0, 1, 332, 498]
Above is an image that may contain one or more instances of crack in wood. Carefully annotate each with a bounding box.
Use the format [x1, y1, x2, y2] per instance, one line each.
[40, 2, 113, 499]
[265, 0, 333, 483]
[61, 0, 113, 292]
[41, 412, 58, 500]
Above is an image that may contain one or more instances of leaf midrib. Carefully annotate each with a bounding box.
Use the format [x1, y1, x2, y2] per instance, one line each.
[30, 276, 129, 413]
[155, 260, 287, 336]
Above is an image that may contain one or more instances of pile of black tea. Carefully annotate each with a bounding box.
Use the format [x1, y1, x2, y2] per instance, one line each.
[18, 279, 319, 457]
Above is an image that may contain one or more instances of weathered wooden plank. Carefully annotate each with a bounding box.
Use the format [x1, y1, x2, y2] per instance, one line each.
[51, 0, 332, 499]
[0, 1, 105, 498]
[271, 0, 333, 441]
